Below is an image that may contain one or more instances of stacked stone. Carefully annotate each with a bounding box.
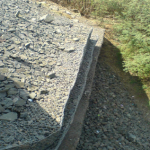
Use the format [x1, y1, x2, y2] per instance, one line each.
[0, 0, 91, 149]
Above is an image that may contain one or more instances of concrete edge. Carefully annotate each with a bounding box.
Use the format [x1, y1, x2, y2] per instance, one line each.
[57, 28, 105, 150]
[45, 28, 98, 150]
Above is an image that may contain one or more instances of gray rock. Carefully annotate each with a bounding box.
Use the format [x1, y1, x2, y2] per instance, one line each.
[15, 11, 20, 17]
[58, 46, 65, 50]
[7, 28, 16, 33]
[0, 68, 8, 74]
[14, 98, 26, 106]
[20, 54, 27, 60]
[4, 109, 11, 113]
[0, 98, 13, 107]
[14, 63, 21, 69]
[73, 38, 79, 42]
[14, 80, 24, 88]
[0, 61, 4, 67]
[36, 135, 45, 140]
[0, 112, 18, 121]
[29, 92, 36, 99]
[7, 88, 18, 95]
[0, 92, 6, 98]
[3, 136, 14, 143]
[40, 90, 49, 94]
[127, 133, 137, 142]
[47, 73, 56, 79]
[39, 14, 54, 23]
[27, 85, 38, 91]
[0, 75, 5, 81]
[0, 105, 5, 113]
[36, 93, 42, 99]
[5, 84, 15, 89]
[19, 90, 29, 100]
[25, 43, 30, 49]
[20, 112, 28, 119]
[64, 47, 75, 53]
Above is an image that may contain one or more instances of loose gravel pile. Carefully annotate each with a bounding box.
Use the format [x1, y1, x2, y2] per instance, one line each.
[0, 0, 93, 149]
[77, 59, 150, 150]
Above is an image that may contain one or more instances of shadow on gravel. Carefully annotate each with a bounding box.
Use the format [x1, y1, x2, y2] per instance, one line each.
[0, 74, 60, 150]
[77, 37, 150, 150]
[100, 37, 149, 107]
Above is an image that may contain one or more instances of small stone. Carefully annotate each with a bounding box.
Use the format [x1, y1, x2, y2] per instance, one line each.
[0, 61, 4, 67]
[0, 75, 5, 81]
[13, 97, 19, 103]
[15, 11, 20, 17]
[0, 112, 18, 121]
[19, 90, 29, 100]
[4, 109, 11, 113]
[0, 92, 6, 98]
[127, 113, 131, 118]
[0, 87, 7, 93]
[27, 85, 38, 91]
[73, 38, 79, 42]
[36, 93, 41, 99]
[57, 62, 62, 66]
[3, 136, 14, 143]
[0, 68, 8, 74]
[28, 99, 33, 102]
[44, 131, 50, 136]
[36, 135, 45, 140]
[14, 41, 21, 45]
[37, 76, 42, 82]
[0, 98, 12, 106]
[37, 3, 42, 7]
[64, 47, 75, 53]
[4, 99, 13, 108]
[40, 90, 49, 94]
[29, 92, 36, 99]
[48, 73, 56, 79]
[39, 14, 54, 23]
[14, 80, 24, 88]
[20, 112, 28, 119]
[25, 43, 30, 49]
[14, 98, 26, 106]
[127, 133, 137, 142]
[56, 29, 61, 34]
[8, 28, 16, 33]
[15, 63, 21, 69]
[58, 46, 65, 50]
[66, 11, 71, 15]
[7, 88, 18, 95]
[20, 54, 27, 60]
[37, 1, 46, 7]
[5, 84, 15, 89]
[0, 105, 5, 113]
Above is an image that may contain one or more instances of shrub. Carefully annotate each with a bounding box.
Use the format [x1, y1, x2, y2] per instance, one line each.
[55, 0, 150, 79]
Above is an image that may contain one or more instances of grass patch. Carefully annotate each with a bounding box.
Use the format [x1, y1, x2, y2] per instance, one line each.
[59, 0, 150, 80]
[48, 0, 150, 103]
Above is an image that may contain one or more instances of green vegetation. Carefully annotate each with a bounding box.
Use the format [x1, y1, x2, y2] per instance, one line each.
[92, 0, 150, 79]
[61, 0, 150, 79]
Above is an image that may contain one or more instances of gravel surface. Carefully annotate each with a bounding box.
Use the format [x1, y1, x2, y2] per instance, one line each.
[32, 1, 150, 150]
[77, 56, 150, 150]
[0, 0, 92, 149]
